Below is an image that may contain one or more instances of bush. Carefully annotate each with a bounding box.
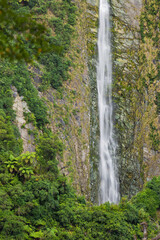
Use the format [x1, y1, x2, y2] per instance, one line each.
[36, 133, 63, 175]
[11, 63, 49, 128]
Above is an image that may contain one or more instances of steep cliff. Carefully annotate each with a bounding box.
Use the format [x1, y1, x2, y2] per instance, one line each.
[6, 0, 99, 200]
[112, 0, 160, 197]
[1, 1, 160, 239]
[112, 0, 143, 197]
[41, 0, 91, 198]
[89, 0, 160, 201]
[2, 0, 159, 202]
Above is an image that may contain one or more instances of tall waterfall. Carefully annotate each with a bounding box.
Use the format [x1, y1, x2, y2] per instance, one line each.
[97, 0, 119, 204]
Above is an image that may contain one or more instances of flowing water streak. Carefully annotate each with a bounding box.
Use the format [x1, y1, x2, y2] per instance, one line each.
[97, 0, 119, 204]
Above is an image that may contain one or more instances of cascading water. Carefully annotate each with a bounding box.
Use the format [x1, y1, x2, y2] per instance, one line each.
[97, 0, 119, 204]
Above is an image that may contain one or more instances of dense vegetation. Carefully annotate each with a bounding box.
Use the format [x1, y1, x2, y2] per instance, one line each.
[140, 0, 159, 113]
[0, 0, 77, 130]
[0, 134, 160, 240]
[0, 0, 160, 239]
[1, 0, 76, 103]
[0, 0, 50, 62]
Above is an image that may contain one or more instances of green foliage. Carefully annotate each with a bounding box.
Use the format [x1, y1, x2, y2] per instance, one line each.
[1, 144, 160, 240]
[0, 0, 77, 130]
[140, 0, 159, 112]
[132, 189, 158, 218]
[36, 133, 63, 176]
[0, 59, 49, 128]
[0, 0, 77, 137]
[40, 53, 71, 89]
[5, 154, 20, 173]
[146, 177, 160, 207]
[19, 166, 34, 180]
[149, 122, 160, 151]
[0, 1, 160, 240]
[4, 152, 35, 181]
[0, 0, 51, 62]
[0, 213, 27, 239]
[0, 110, 22, 158]
[18, 151, 35, 165]
[11, 62, 49, 128]
[131, 176, 160, 218]
[156, 92, 160, 114]
[37, 0, 77, 89]
[140, 0, 159, 43]
[0, 66, 15, 119]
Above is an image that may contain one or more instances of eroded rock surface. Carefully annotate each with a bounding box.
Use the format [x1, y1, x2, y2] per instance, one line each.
[12, 86, 35, 153]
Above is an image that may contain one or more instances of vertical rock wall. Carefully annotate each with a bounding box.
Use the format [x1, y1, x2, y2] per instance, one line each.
[11, 0, 159, 203]
[89, 0, 144, 202]
[86, 0, 99, 204]
[12, 86, 35, 153]
[112, 0, 143, 197]
[112, 0, 160, 198]
[40, 0, 97, 199]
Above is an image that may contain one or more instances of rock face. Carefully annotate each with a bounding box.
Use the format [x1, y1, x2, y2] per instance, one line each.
[38, 0, 94, 199]
[123, 0, 142, 27]
[143, 146, 160, 181]
[86, 0, 98, 6]
[86, 1, 99, 203]
[11, 0, 97, 200]
[12, 86, 35, 153]
[112, 0, 144, 197]
[11, 0, 159, 202]
[112, 0, 160, 198]
[88, 0, 145, 201]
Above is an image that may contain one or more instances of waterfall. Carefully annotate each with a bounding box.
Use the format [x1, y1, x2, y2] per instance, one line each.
[97, 0, 119, 204]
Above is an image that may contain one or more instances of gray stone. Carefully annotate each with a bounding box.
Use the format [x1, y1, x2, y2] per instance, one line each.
[12, 88, 35, 153]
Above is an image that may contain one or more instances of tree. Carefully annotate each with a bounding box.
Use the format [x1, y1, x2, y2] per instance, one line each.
[0, 0, 60, 62]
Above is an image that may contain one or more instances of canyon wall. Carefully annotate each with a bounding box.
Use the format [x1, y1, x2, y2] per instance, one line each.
[12, 0, 160, 202]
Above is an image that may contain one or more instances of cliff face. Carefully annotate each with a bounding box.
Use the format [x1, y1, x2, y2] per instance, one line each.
[89, 0, 160, 200]
[11, 0, 159, 202]
[43, 0, 91, 198]
[12, 86, 35, 153]
[112, 0, 143, 197]
[112, 0, 160, 197]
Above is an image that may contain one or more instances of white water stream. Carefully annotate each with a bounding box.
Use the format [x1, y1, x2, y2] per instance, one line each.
[97, 0, 119, 204]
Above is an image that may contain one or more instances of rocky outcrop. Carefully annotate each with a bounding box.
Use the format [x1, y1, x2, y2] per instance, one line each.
[112, 0, 143, 197]
[12, 86, 35, 153]
[143, 146, 160, 181]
